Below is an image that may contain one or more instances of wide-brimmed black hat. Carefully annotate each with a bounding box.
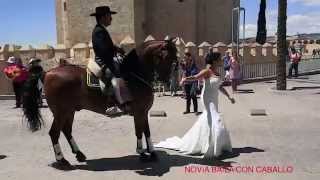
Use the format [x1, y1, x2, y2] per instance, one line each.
[90, 6, 117, 16]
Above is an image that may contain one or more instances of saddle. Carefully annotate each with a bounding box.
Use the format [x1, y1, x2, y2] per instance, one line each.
[86, 49, 142, 93]
[86, 59, 114, 98]
[86, 59, 103, 88]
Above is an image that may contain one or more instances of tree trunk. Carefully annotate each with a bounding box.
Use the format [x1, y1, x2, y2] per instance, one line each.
[256, 0, 267, 44]
[276, 0, 287, 90]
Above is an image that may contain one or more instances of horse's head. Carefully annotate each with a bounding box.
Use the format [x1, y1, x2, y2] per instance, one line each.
[144, 39, 177, 82]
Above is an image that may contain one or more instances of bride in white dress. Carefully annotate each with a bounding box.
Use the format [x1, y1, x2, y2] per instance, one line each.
[155, 53, 235, 159]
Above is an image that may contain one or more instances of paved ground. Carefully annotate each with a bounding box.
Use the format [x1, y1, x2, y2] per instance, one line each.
[0, 74, 320, 180]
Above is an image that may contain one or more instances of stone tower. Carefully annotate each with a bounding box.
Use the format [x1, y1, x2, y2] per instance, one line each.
[56, 0, 240, 48]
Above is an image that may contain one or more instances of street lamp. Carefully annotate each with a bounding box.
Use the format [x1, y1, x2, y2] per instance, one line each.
[232, 6, 246, 63]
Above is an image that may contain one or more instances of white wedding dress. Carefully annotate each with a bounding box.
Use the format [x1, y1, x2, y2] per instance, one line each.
[155, 76, 232, 158]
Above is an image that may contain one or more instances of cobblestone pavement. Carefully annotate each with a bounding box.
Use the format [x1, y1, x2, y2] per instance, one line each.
[0, 75, 320, 180]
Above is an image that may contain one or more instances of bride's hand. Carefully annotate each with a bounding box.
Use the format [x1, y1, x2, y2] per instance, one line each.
[229, 97, 235, 104]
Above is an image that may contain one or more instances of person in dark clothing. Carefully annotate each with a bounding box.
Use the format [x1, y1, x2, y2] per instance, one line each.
[181, 52, 199, 115]
[169, 60, 179, 96]
[90, 6, 131, 115]
[205, 47, 215, 65]
[28, 58, 45, 106]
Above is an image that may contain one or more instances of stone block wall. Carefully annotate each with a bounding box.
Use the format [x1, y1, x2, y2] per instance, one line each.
[56, 0, 240, 47]
[57, 0, 135, 47]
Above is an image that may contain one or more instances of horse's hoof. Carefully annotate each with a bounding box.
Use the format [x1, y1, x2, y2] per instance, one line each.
[76, 151, 87, 162]
[58, 158, 71, 166]
[150, 152, 158, 161]
[54, 158, 74, 170]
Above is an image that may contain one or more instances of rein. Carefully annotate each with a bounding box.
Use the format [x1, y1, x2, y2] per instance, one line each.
[129, 72, 153, 90]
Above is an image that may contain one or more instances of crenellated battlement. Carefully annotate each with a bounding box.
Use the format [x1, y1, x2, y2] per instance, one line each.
[1, 36, 320, 95]
[1, 36, 319, 71]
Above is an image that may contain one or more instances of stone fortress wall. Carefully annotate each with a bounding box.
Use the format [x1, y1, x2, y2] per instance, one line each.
[56, 0, 240, 48]
[1, 35, 318, 95]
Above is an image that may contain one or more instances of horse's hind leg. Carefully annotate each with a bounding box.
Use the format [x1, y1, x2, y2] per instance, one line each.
[62, 111, 86, 162]
[49, 113, 70, 166]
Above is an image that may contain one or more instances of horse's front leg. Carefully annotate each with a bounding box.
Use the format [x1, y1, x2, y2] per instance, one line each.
[134, 111, 158, 161]
[133, 113, 147, 157]
[142, 113, 158, 160]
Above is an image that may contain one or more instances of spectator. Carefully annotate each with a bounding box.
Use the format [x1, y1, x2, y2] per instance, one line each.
[169, 60, 179, 96]
[222, 51, 231, 81]
[181, 52, 199, 114]
[205, 47, 215, 65]
[229, 51, 241, 93]
[288, 48, 301, 78]
[3, 56, 29, 108]
[312, 49, 316, 58]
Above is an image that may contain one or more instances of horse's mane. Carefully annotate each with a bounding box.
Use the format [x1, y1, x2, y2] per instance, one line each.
[135, 40, 167, 57]
[120, 40, 171, 88]
[138, 40, 166, 49]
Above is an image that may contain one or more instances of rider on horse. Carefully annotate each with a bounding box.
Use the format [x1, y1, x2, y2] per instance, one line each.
[90, 6, 132, 115]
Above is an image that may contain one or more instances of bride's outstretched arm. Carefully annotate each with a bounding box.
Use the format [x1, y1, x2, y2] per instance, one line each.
[180, 69, 210, 85]
[219, 84, 235, 104]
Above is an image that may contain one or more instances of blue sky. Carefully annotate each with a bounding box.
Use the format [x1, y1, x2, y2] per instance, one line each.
[1, 0, 320, 46]
[242, 0, 320, 37]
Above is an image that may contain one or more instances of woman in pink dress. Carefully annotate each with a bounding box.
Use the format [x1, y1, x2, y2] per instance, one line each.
[229, 51, 241, 93]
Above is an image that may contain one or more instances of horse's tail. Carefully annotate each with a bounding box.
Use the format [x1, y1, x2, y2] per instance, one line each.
[22, 73, 45, 132]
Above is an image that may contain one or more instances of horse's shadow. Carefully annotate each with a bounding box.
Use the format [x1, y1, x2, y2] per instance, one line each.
[52, 147, 264, 176]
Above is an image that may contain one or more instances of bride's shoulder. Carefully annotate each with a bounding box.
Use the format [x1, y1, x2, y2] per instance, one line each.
[200, 69, 212, 79]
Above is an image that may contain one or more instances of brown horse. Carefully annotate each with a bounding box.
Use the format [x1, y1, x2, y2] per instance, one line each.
[22, 40, 177, 166]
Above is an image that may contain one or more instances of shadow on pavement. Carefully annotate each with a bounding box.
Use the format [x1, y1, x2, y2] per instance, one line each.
[288, 79, 320, 85]
[264, 81, 275, 83]
[290, 86, 320, 90]
[74, 151, 234, 176]
[292, 76, 309, 80]
[49, 147, 264, 176]
[0, 155, 7, 160]
[236, 89, 255, 94]
[232, 147, 265, 154]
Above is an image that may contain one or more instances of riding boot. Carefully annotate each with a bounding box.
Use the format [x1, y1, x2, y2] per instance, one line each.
[111, 78, 132, 103]
[104, 78, 132, 116]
